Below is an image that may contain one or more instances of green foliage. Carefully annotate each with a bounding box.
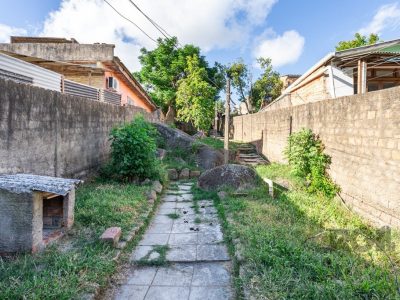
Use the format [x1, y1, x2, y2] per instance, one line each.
[252, 58, 283, 109]
[109, 115, 159, 181]
[227, 58, 282, 112]
[176, 55, 216, 131]
[135, 37, 224, 114]
[213, 163, 400, 299]
[284, 129, 339, 198]
[336, 33, 380, 51]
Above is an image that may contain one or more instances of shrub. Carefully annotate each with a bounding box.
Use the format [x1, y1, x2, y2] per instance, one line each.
[284, 128, 339, 198]
[108, 115, 159, 181]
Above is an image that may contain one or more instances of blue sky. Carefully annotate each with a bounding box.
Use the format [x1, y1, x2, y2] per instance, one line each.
[0, 0, 399, 76]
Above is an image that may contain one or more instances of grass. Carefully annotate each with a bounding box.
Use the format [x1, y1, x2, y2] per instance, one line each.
[166, 212, 180, 220]
[137, 245, 170, 267]
[162, 147, 199, 171]
[200, 137, 239, 151]
[214, 163, 400, 299]
[0, 179, 152, 300]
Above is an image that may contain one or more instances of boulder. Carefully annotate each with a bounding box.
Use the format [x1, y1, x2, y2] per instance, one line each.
[167, 169, 178, 181]
[153, 123, 224, 170]
[190, 170, 201, 178]
[179, 168, 190, 180]
[198, 164, 258, 191]
[152, 180, 163, 194]
[193, 131, 206, 139]
[141, 178, 151, 186]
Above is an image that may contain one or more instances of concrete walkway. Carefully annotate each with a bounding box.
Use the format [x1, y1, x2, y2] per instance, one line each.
[113, 182, 233, 300]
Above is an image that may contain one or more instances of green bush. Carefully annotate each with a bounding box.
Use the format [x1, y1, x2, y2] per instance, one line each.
[284, 128, 339, 198]
[108, 115, 159, 181]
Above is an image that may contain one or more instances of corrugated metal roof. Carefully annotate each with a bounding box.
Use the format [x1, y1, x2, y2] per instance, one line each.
[376, 44, 400, 54]
[0, 174, 81, 196]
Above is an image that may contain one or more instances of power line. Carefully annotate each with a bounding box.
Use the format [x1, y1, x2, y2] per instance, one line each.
[127, 0, 173, 41]
[103, 0, 157, 43]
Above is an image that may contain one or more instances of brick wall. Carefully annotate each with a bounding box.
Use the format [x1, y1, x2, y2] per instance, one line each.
[233, 86, 400, 228]
[0, 78, 158, 178]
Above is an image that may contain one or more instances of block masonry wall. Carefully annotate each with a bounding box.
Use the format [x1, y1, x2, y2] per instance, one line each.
[0, 78, 158, 178]
[233, 86, 400, 228]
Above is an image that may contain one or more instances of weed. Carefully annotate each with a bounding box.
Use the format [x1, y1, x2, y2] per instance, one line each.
[194, 217, 202, 224]
[137, 245, 170, 267]
[166, 213, 180, 220]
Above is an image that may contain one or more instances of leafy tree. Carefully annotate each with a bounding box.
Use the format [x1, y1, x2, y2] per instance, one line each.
[227, 58, 282, 113]
[335, 33, 380, 51]
[252, 58, 283, 109]
[135, 37, 224, 115]
[176, 55, 216, 131]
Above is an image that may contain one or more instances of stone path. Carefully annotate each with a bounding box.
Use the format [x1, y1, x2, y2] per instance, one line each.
[113, 182, 233, 300]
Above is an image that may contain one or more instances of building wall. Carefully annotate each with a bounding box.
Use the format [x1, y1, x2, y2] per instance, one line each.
[0, 43, 114, 62]
[233, 86, 400, 228]
[65, 74, 105, 89]
[0, 190, 34, 252]
[104, 71, 153, 112]
[290, 72, 330, 105]
[0, 78, 158, 178]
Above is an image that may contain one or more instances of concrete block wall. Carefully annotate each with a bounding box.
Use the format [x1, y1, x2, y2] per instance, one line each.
[233, 86, 400, 228]
[0, 78, 158, 178]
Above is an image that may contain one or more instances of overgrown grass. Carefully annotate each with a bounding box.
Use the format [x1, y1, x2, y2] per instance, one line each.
[216, 163, 400, 299]
[200, 137, 240, 151]
[0, 180, 152, 299]
[162, 147, 199, 171]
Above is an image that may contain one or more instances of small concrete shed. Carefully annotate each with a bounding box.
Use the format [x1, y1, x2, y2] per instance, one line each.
[0, 174, 80, 253]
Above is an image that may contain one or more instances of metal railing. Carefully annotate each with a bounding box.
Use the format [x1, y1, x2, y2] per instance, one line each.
[63, 79, 99, 101]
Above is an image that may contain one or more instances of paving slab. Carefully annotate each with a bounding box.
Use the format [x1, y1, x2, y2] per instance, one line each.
[115, 180, 233, 300]
[139, 233, 170, 246]
[166, 245, 197, 262]
[152, 264, 194, 286]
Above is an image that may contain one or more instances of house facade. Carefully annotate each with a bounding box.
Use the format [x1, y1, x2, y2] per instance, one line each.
[263, 39, 400, 111]
[0, 36, 157, 112]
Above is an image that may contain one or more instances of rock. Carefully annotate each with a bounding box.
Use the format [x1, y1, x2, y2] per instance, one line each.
[153, 122, 224, 170]
[193, 131, 206, 139]
[217, 191, 227, 200]
[146, 189, 157, 201]
[179, 168, 190, 180]
[167, 169, 178, 181]
[175, 157, 187, 165]
[152, 180, 163, 194]
[190, 170, 201, 178]
[198, 164, 258, 191]
[157, 148, 167, 160]
[141, 178, 151, 186]
[100, 227, 122, 247]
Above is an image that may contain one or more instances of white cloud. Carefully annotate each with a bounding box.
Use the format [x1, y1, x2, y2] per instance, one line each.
[38, 0, 277, 70]
[253, 30, 305, 67]
[0, 24, 27, 43]
[359, 3, 400, 35]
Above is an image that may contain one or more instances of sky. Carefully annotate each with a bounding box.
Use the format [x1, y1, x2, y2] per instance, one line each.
[0, 0, 399, 77]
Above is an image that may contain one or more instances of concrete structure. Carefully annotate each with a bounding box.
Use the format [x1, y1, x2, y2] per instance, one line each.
[0, 174, 80, 253]
[280, 74, 300, 92]
[233, 86, 400, 228]
[0, 78, 158, 178]
[0, 37, 157, 112]
[263, 39, 400, 112]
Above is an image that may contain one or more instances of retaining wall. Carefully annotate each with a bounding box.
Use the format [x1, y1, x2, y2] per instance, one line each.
[0, 78, 158, 178]
[233, 86, 400, 228]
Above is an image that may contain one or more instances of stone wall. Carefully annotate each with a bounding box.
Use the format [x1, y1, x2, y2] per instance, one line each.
[233, 86, 400, 228]
[0, 78, 158, 178]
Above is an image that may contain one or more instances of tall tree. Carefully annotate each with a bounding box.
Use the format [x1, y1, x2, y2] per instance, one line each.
[335, 33, 380, 51]
[227, 58, 282, 113]
[135, 37, 223, 115]
[252, 58, 282, 109]
[176, 55, 216, 131]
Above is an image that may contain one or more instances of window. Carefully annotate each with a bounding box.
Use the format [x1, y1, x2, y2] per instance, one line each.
[106, 77, 119, 90]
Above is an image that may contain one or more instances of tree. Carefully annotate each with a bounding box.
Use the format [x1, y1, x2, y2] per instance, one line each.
[176, 55, 216, 131]
[252, 58, 283, 109]
[227, 58, 282, 113]
[135, 37, 224, 115]
[335, 33, 380, 51]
